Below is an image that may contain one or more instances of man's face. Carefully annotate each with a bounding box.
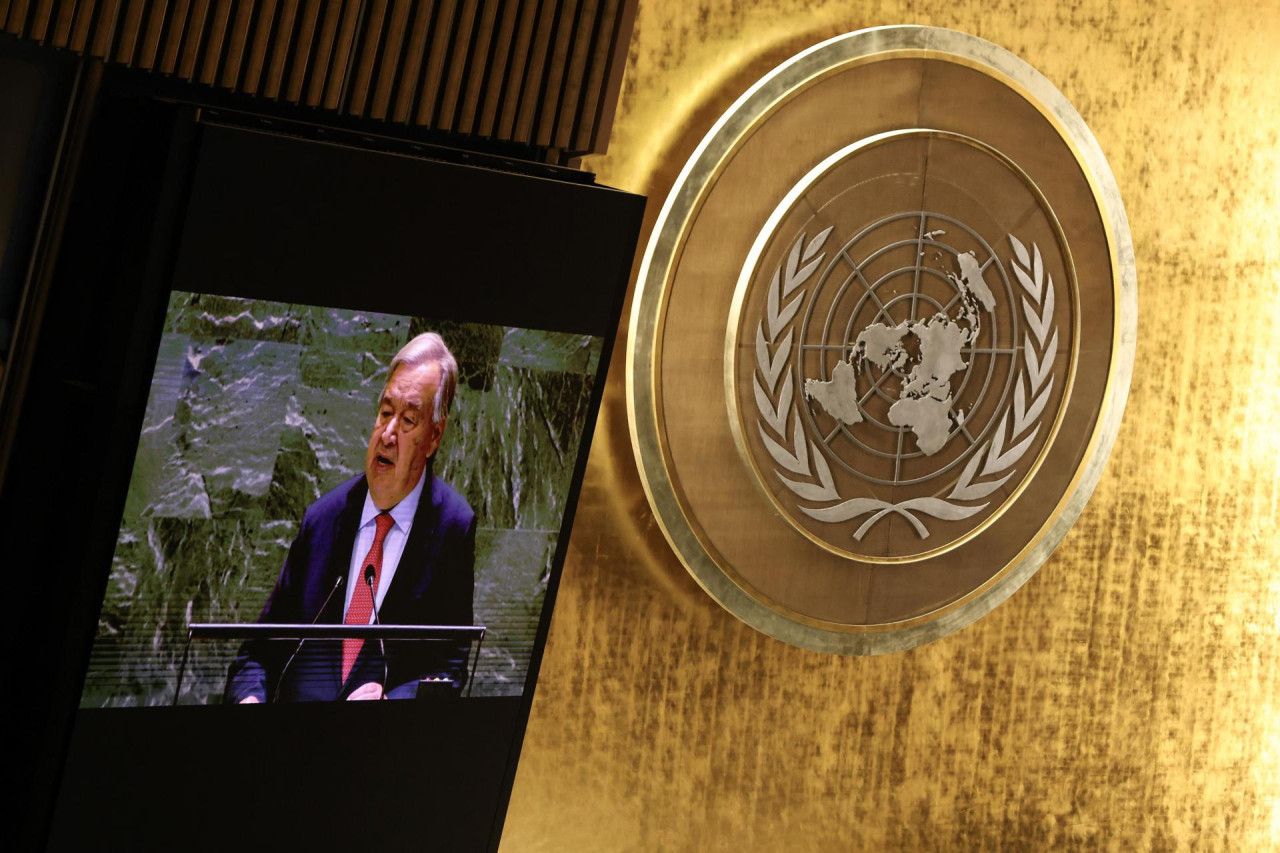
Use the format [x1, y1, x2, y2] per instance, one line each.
[365, 362, 444, 510]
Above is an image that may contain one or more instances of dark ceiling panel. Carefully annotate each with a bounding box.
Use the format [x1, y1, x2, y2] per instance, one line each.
[2, 0, 636, 158]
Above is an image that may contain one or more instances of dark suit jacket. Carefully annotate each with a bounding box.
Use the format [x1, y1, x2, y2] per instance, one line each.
[225, 472, 476, 702]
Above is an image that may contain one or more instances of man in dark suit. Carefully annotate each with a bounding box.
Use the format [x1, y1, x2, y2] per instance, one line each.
[225, 332, 476, 702]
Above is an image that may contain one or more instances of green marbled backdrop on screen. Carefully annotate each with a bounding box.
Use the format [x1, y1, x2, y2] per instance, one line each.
[80, 292, 600, 706]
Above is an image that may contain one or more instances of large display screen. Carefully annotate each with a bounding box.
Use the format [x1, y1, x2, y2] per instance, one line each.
[79, 292, 600, 707]
[25, 107, 643, 851]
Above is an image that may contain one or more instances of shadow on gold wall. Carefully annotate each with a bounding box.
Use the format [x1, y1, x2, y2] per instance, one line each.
[504, 1, 1280, 849]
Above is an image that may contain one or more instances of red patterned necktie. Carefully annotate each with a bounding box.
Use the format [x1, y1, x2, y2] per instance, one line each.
[342, 512, 395, 684]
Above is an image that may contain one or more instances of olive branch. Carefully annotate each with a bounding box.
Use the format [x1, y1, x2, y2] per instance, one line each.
[753, 232, 1058, 541]
[753, 226, 834, 486]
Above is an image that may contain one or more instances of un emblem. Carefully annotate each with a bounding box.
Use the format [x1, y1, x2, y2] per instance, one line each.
[629, 28, 1135, 653]
[730, 130, 1072, 563]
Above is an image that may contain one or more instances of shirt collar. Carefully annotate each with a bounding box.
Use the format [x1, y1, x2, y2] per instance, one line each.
[360, 468, 428, 532]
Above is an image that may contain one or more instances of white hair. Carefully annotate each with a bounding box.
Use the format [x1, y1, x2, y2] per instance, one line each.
[387, 332, 459, 426]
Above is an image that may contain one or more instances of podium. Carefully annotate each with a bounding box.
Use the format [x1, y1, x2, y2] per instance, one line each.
[176, 623, 487, 704]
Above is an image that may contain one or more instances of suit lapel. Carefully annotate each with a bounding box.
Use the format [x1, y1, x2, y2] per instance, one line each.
[380, 473, 440, 619]
[328, 476, 367, 595]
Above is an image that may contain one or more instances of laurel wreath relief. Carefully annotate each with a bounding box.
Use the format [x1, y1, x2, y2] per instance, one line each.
[753, 230, 1058, 541]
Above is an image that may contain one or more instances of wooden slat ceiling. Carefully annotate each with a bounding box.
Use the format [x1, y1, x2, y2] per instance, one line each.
[0, 0, 637, 157]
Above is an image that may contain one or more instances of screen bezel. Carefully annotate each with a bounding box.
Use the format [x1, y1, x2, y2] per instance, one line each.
[11, 89, 642, 851]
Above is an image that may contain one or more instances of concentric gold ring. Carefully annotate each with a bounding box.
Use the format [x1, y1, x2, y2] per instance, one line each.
[626, 26, 1136, 654]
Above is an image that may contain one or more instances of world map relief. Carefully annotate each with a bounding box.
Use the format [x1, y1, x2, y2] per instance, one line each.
[805, 248, 997, 455]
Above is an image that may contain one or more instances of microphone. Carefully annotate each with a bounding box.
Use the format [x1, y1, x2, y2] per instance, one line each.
[364, 565, 389, 694]
[272, 574, 345, 704]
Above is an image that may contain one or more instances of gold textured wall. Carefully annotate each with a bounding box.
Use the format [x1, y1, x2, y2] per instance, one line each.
[502, 1, 1280, 849]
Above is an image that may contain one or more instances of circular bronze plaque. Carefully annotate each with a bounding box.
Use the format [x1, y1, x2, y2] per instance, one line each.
[627, 27, 1136, 654]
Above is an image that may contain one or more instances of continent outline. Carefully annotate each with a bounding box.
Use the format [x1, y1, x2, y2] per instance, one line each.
[753, 229, 1059, 543]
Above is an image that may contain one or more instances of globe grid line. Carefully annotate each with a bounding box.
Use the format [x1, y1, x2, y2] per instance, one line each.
[838, 230, 1004, 442]
[753, 225, 1059, 544]
[797, 213, 1018, 485]
[911, 210, 930, 324]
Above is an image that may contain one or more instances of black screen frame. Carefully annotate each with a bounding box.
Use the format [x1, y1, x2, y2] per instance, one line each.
[1, 75, 644, 852]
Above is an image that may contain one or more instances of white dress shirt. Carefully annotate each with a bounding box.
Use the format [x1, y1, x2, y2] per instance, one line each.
[342, 469, 427, 619]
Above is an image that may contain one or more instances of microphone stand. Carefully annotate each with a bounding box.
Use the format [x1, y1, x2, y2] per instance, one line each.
[270, 574, 346, 704]
[364, 564, 390, 696]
